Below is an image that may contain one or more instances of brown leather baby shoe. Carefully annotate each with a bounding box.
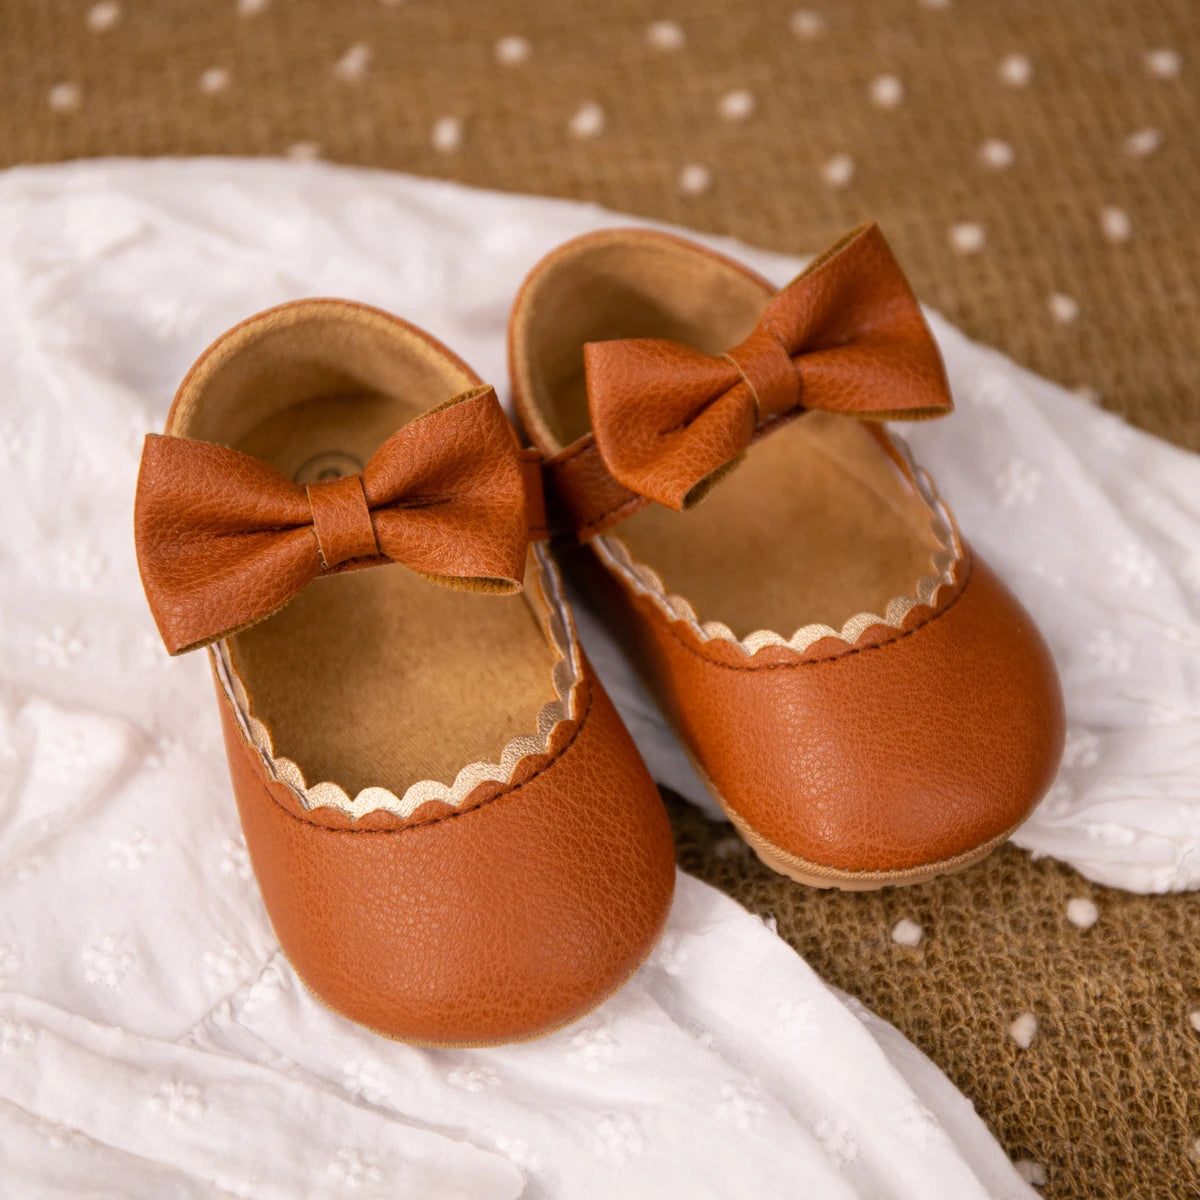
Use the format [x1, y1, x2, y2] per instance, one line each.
[509, 224, 1065, 889]
[135, 300, 675, 1044]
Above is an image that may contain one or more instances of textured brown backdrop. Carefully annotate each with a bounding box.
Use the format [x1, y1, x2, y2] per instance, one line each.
[2, 2, 1198, 1196]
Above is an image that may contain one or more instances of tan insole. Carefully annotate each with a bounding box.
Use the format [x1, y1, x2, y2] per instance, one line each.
[511, 233, 943, 639]
[227, 392, 558, 797]
[612, 411, 941, 638]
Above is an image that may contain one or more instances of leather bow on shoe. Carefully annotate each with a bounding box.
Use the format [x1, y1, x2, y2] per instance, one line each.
[584, 223, 953, 511]
[135, 386, 536, 655]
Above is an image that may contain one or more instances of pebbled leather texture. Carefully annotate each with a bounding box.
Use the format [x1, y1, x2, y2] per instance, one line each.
[142, 299, 676, 1044]
[575, 544, 1063, 872]
[306, 472, 380, 568]
[542, 433, 645, 540]
[136, 385, 532, 655]
[584, 223, 952, 514]
[511, 225, 1066, 876]
[217, 653, 675, 1044]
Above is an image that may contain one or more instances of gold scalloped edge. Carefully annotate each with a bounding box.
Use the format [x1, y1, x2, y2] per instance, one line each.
[592, 434, 964, 658]
[211, 543, 584, 820]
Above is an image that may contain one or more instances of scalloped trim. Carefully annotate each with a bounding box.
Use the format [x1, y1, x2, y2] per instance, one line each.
[212, 543, 584, 819]
[592, 435, 964, 658]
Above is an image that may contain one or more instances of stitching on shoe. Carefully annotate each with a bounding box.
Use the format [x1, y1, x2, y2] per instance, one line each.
[650, 554, 975, 671]
[548, 442, 644, 536]
[577, 496, 642, 536]
[247, 677, 596, 835]
[554, 437, 594, 465]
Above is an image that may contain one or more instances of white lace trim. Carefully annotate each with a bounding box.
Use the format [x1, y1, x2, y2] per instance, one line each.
[592, 435, 963, 658]
[212, 543, 584, 819]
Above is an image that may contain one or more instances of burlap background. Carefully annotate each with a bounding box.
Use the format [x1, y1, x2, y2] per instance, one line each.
[2, 2, 1197, 1195]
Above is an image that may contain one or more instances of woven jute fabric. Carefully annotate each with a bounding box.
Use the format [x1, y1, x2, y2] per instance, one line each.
[3, 0, 1197, 450]
[3, 2, 1198, 1196]
[672, 798, 1200, 1198]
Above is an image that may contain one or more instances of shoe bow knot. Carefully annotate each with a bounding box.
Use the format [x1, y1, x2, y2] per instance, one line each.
[584, 223, 954, 510]
[135, 386, 535, 655]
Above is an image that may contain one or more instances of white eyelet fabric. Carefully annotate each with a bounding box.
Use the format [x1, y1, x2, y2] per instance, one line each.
[0, 158, 1196, 1198]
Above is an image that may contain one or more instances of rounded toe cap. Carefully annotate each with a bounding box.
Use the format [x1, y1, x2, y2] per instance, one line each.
[228, 671, 675, 1044]
[701, 551, 1065, 875]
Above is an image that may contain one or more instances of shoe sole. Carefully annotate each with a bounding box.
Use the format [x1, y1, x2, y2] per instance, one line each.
[687, 750, 1027, 891]
[556, 549, 1028, 891]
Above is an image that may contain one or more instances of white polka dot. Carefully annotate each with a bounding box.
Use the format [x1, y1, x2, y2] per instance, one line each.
[646, 20, 685, 51]
[237, 0, 270, 14]
[1125, 127, 1162, 157]
[979, 139, 1014, 169]
[1146, 48, 1182, 79]
[718, 89, 755, 121]
[821, 152, 855, 188]
[1009, 1012, 1038, 1049]
[87, 2, 121, 32]
[1100, 205, 1132, 243]
[712, 835, 748, 860]
[199, 67, 231, 94]
[1189, 1011, 1200, 1034]
[870, 73, 904, 108]
[48, 82, 81, 112]
[891, 918, 923, 947]
[431, 116, 463, 154]
[286, 141, 321, 162]
[678, 164, 713, 196]
[334, 43, 371, 83]
[569, 102, 606, 139]
[1015, 1159, 1048, 1186]
[494, 36, 530, 66]
[949, 222, 985, 254]
[790, 9, 826, 39]
[1048, 293, 1080, 324]
[998, 53, 1033, 87]
[1066, 896, 1099, 929]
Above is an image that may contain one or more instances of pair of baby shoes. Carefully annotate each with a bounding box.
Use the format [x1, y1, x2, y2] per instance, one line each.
[135, 224, 1064, 1045]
